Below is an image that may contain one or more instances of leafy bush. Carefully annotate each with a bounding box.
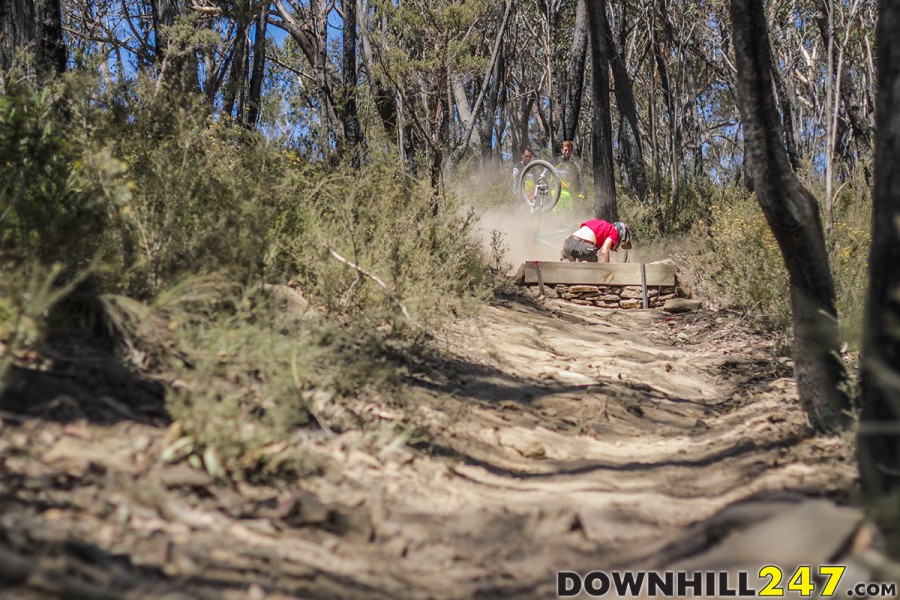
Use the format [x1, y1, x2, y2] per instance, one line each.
[267, 154, 494, 329]
[690, 187, 792, 328]
[618, 178, 721, 244]
[685, 180, 871, 347]
[0, 80, 108, 268]
[804, 170, 872, 348]
[1, 75, 498, 480]
[66, 81, 290, 297]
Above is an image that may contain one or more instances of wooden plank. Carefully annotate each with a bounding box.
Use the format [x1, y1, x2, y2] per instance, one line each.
[640, 263, 649, 308]
[522, 261, 676, 286]
[533, 261, 546, 296]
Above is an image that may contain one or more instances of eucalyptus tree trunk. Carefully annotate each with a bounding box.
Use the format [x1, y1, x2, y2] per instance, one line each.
[652, 0, 680, 213]
[478, 52, 503, 163]
[152, 0, 198, 90]
[539, 0, 562, 155]
[0, 0, 66, 83]
[561, 0, 588, 144]
[245, 2, 268, 129]
[858, 0, 900, 497]
[452, 75, 480, 151]
[767, 13, 804, 171]
[770, 54, 804, 172]
[730, 0, 851, 433]
[339, 0, 363, 162]
[358, 0, 399, 138]
[224, 6, 250, 120]
[607, 0, 646, 202]
[585, 0, 616, 221]
[273, 0, 343, 149]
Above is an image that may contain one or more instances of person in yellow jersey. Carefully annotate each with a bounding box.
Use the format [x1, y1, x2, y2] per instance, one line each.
[553, 140, 585, 215]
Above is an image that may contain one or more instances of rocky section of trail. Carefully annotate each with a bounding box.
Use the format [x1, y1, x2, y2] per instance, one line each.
[0, 294, 883, 599]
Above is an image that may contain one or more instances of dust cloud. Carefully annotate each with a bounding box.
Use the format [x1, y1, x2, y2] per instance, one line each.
[454, 163, 582, 272]
[475, 207, 575, 269]
[458, 164, 647, 272]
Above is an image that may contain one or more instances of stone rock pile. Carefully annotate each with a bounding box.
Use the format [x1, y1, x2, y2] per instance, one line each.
[554, 284, 687, 309]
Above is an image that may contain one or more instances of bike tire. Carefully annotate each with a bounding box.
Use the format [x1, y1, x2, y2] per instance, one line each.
[517, 159, 562, 214]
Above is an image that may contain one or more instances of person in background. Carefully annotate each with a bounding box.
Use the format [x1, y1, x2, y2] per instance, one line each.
[511, 146, 534, 182]
[554, 140, 585, 215]
[510, 146, 535, 202]
[560, 219, 632, 263]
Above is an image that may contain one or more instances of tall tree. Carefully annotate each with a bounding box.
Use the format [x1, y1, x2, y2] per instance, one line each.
[358, 0, 399, 140]
[223, 2, 251, 119]
[152, 0, 198, 90]
[339, 0, 363, 161]
[585, 0, 616, 220]
[729, 0, 851, 433]
[858, 0, 900, 496]
[245, 1, 268, 128]
[560, 0, 588, 144]
[0, 0, 66, 83]
[607, 0, 646, 202]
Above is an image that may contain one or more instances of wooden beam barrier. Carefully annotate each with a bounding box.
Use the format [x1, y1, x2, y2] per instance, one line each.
[522, 261, 676, 287]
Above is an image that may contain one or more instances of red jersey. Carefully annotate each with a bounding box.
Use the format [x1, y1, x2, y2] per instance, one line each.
[580, 219, 619, 248]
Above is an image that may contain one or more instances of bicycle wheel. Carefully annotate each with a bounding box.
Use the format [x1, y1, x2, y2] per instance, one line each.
[518, 160, 561, 213]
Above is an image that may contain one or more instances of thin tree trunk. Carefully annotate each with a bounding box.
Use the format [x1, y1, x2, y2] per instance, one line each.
[272, 0, 343, 148]
[858, 0, 900, 498]
[451, 74, 480, 150]
[358, 0, 398, 137]
[607, 0, 646, 201]
[730, 0, 851, 434]
[652, 0, 680, 214]
[245, 2, 268, 129]
[340, 0, 362, 162]
[768, 33, 804, 171]
[450, 0, 513, 162]
[586, 0, 616, 221]
[224, 15, 249, 120]
[561, 0, 588, 143]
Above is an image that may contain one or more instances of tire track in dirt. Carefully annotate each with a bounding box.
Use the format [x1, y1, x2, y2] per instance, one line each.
[291, 297, 858, 598]
[0, 296, 862, 599]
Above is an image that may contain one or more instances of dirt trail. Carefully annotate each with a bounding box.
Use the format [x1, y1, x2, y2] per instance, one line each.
[0, 294, 870, 599]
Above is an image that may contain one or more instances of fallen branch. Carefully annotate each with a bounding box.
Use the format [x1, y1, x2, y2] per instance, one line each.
[327, 247, 415, 325]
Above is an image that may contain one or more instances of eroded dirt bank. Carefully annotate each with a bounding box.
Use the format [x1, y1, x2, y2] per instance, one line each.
[0, 294, 872, 599]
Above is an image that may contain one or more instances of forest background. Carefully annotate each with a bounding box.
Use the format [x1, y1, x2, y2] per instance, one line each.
[2, 0, 900, 546]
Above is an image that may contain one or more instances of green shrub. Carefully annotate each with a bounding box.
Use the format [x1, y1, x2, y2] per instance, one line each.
[685, 179, 871, 347]
[83, 83, 290, 296]
[687, 186, 792, 330]
[1, 74, 498, 481]
[826, 179, 872, 349]
[0, 80, 107, 268]
[267, 154, 494, 329]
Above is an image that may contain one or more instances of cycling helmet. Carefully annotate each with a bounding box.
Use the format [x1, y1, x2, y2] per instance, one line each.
[613, 222, 632, 250]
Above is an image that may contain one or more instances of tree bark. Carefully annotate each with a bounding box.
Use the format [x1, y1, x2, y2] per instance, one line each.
[245, 1, 268, 129]
[652, 0, 680, 211]
[224, 11, 250, 120]
[561, 0, 588, 144]
[451, 74, 480, 149]
[339, 0, 363, 162]
[272, 0, 343, 148]
[585, 0, 617, 221]
[730, 0, 851, 433]
[768, 31, 804, 171]
[152, 0, 198, 90]
[358, 0, 398, 137]
[858, 0, 900, 496]
[0, 0, 66, 83]
[607, 0, 646, 202]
